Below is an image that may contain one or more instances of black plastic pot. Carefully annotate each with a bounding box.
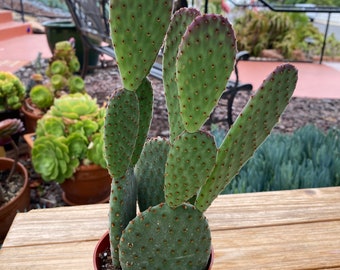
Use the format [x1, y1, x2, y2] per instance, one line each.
[43, 20, 99, 70]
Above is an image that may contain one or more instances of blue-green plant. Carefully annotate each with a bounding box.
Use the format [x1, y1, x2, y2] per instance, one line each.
[31, 93, 106, 183]
[222, 125, 340, 194]
[103, 1, 298, 269]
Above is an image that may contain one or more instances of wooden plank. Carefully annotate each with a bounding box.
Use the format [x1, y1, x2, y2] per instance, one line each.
[2, 204, 108, 247]
[0, 241, 97, 270]
[1, 187, 340, 269]
[211, 220, 340, 270]
[206, 187, 340, 230]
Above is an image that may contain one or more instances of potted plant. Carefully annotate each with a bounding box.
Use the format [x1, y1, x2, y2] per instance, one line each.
[0, 118, 30, 242]
[30, 93, 111, 205]
[43, 20, 99, 70]
[94, 2, 298, 269]
[21, 40, 86, 133]
[0, 71, 26, 119]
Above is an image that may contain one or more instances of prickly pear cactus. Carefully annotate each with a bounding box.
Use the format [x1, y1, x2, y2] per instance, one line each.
[135, 137, 170, 212]
[176, 14, 236, 133]
[104, 88, 139, 179]
[195, 64, 298, 212]
[109, 167, 137, 268]
[163, 8, 201, 142]
[110, 0, 173, 91]
[105, 1, 298, 269]
[119, 203, 211, 270]
[164, 130, 217, 208]
[130, 78, 154, 166]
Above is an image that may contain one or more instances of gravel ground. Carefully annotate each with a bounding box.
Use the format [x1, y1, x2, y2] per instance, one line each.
[3, 0, 340, 209]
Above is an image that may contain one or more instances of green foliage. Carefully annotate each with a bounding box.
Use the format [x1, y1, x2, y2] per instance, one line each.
[32, 93, 106, 183]
[233, 10, 324, 59]
[221, 125, 340, 194]
[0, 72, 25, 111]
[30, 40, 85, 112]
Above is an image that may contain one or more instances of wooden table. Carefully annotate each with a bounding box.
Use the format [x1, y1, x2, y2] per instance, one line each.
[1, 187, 340, 269]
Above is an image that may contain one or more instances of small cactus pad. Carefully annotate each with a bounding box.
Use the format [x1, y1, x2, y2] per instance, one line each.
[163, 8, 201, 142]
[196, 64, 298, 211]
[165, 131, 217, 208]
[176, 14, 236, 133]
[110, 0, 173, 91]
[109, 167, 137, 268]
[135, 137, 170, 212]
[130, 78, 154, 166]
[104, 88, 139, 178]
[119, 203, 211, 270]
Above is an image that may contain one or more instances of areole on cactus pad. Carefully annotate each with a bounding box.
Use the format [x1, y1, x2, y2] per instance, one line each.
[101, 1, 298, 269]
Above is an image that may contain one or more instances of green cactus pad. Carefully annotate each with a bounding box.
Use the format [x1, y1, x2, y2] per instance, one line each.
[130, 78, 154, 166]
[110, 0, 172, 91]
[119, 203, 211, 270]
[163, 8, 201, 143]
[104, 88, 139, 178]
[165, 131, 217, 208]
[109, 167, 137, 268]
[196, 64, 298, 212]
[176, 14, 236, 133]
[134, 137, 170, 212]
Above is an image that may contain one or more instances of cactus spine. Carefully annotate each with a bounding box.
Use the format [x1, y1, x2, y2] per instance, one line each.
[105, 1, 298, 269]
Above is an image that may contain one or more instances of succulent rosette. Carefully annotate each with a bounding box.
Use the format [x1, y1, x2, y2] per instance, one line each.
[28, 40, 85, 112]
[0, 71, 25, 111]
[50, 93, 98, 119]
[29, 85, 54, 110]
[32, 135, 78, 183]
[32, 93, 106, 183]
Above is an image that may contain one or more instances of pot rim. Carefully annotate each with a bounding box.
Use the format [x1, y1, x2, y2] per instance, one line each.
[0, 157, 29, 211]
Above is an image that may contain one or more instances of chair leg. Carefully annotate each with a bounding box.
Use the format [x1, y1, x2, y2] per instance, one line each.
[81, 45, 90, 78]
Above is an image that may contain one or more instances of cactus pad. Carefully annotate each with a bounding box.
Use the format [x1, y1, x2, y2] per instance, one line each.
[119, 203, 211, 270]
[130, 78, 154, 166]
[109, 167, 137, 268]
[196, 64, 298, 211]
[165, 131, 217, 208]
[135, 137, 170, 212]
[104, 88, 139, 178]
[110, 0, 173, 91]
[163, 8, 201, 142]
[176, 14, 236, 132]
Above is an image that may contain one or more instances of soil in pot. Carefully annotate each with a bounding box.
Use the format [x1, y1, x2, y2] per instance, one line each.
[0, 158, 30, 242]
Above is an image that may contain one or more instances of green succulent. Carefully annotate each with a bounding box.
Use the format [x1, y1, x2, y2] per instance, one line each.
[29, 84, 54, 110]
[0, 71, 25, 111]
[32, 93, 106, 183]
[28, 40, 86, 112]
[103, 2, 298, 270]
[68, 76, 85, 94]
[50, 93, 98, 119]
[32, 135, 77, 183]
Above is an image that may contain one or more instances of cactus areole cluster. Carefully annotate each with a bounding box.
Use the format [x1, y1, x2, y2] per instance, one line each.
[104, 1, 298, 269]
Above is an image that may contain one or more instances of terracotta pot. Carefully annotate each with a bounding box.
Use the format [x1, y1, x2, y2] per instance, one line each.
[60, 164, 111, 205]
[0, 157, 30, 242]
[93, 231, 214, 269]
[20, 99, 43, 133]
